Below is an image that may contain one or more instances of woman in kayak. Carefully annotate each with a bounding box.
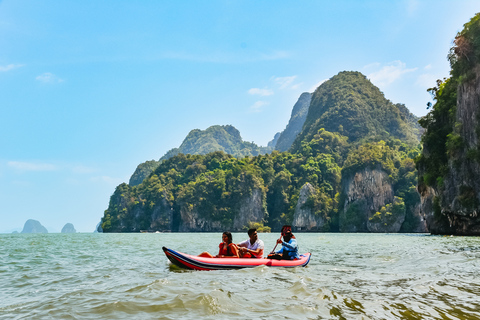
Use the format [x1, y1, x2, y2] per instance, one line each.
[198, 231, 239, 258]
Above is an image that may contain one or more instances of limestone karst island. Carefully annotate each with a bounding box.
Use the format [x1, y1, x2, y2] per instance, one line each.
[99, 13, 480, 236]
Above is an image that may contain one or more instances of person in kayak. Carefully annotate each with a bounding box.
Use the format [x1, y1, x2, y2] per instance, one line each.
[198, 231, 239, 258]
[268, 226, 300, 260]
[237, 228, 264, 258]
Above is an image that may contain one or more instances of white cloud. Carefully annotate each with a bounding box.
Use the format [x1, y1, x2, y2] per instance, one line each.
[8, 161, 57, 172]
[0, 64, 25, 72]
[248, 88, 274, 96]
[366, 61, 417, 87]
[310, 79, 328, 92]
[36, 72, 64, 83]
[250, 101, 269, 113]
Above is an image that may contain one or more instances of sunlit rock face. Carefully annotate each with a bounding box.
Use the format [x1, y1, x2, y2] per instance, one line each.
[340, 166, 400, 233]
[292, 183, 326, 232]
[421, 69, 480, 235]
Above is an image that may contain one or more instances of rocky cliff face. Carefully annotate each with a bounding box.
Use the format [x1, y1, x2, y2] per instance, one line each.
[340, 166, 398, 232]
[292, 183, 326, 231]
[422, 69, 480, 235]
[232, 189, 266, 230]
[275, 92, 312, 152]
[178, 188, 266, 232]
[149, 193, 174, 231]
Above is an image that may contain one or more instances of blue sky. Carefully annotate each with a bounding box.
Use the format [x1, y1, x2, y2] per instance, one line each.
[1, 0, 479, 232]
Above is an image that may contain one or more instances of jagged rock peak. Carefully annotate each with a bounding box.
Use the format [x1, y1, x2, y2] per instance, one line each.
[275, 92, 312, 152]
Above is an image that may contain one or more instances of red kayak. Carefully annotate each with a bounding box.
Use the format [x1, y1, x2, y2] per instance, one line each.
[162, 246, 311, 271]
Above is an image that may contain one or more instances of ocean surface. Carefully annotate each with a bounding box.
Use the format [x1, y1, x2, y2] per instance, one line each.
[1, 232, 480, 320]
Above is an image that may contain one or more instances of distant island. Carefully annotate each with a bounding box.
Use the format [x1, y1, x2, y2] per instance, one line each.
[21, 219, 48, 234]
[61, 223, 76, 233]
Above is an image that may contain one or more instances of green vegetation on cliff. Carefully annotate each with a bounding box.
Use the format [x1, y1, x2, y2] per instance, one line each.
[417, 13, 480, 191]
[129, 125, 274, 187]
[291, 71, 421, 153]
[102, 71, 421, 233]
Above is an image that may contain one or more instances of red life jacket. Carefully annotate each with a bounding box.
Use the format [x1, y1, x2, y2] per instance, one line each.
[218, 242, 235, 256]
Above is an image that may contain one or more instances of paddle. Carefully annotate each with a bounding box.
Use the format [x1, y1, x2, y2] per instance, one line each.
[270, 225, 291, 254]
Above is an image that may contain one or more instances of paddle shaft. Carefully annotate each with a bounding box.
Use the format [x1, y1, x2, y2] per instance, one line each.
[270, 235, 282, 254]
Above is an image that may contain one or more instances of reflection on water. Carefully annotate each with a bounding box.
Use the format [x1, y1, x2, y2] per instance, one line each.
[1, 233, 480, 319]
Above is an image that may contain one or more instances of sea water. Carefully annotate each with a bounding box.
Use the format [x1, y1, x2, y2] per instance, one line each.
[1, 232, 480, 319]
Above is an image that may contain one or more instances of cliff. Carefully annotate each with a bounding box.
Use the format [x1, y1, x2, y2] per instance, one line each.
[101, 153, 268, 233]
[274, 92, 312, 152]
[101, 71, 422, 233]
[292, 183, 326, 231]
[417, 13, 480, 235]
[340, 166, 395, 232]
[291, 71, 421, 154]
[178, 188, 266, 232]
[421, 69, 480, 234]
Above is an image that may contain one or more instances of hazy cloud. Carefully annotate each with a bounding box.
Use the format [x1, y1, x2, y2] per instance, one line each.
[366, 61, 417, 87]
[8, 161, 57, 172]
[250, 100, 269, 113]
[248, 88, 274, 96]
[0, 64, 25, 72]
[310, 79, 328, 92]
[406, 0, 420, 16]
[416, 73, 438, 89]
[273, 76, 298, 89]
[36, 72, 64, 83]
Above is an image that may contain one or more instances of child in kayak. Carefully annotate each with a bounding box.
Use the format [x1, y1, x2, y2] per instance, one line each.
[198, 231, 239, 258]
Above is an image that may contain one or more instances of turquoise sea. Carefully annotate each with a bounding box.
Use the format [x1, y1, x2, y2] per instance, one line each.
[1, 232, 480, 319]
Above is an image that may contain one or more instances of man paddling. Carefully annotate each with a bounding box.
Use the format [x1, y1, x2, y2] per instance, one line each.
[237, 228, 264, 258]
[268, 225, 300, 260]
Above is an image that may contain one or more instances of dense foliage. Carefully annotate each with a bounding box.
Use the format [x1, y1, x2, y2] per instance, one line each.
[291, 71, 421, 153]
[129, 160, 161, 186]
[102, 71, 422, 233]
[102, 135, 420, 232]
[341, 140, 420, 230]
[417, 13, 480, 192]
[102, 148, 343, 232]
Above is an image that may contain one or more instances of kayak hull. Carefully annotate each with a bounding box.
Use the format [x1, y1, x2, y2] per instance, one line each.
[162, 246, 311, 271]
